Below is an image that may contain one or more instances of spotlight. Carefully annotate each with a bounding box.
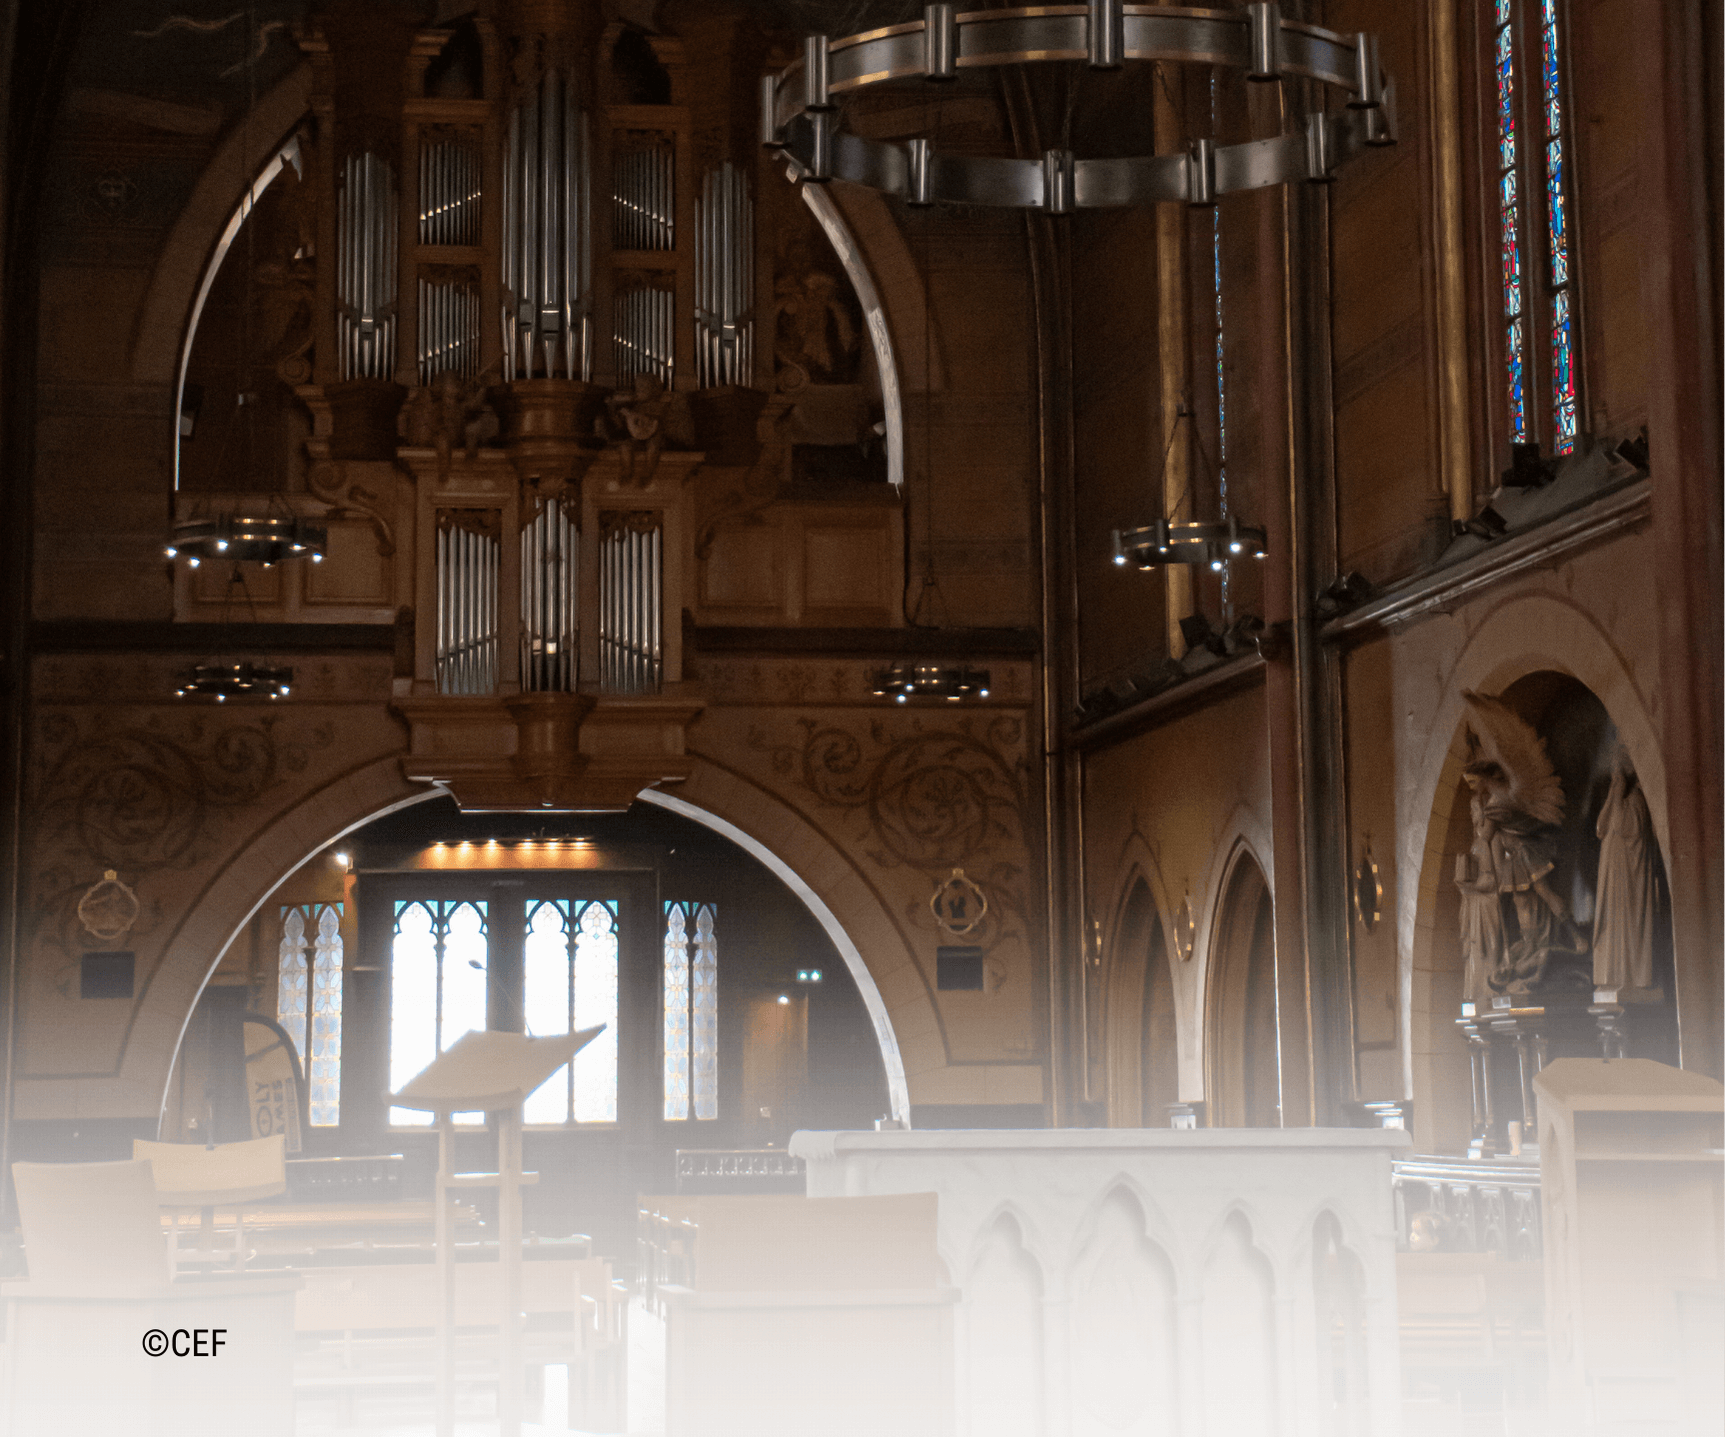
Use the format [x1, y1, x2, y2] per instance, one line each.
[776, 994, 790, 1005]
[333, 851, 351, 870]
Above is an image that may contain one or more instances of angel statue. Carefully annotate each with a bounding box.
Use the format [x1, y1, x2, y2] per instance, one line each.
[597, 372, 694, 488]
[1460, 691, 1587, 992]
[1593, 745, 1658, 992]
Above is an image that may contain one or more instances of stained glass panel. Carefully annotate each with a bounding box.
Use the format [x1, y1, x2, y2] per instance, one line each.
[572, 900, 619, 1123]
[691, 903, 718, 1121]
[1546, 141, 1569, 286]
[523, 900, 573, 1124]
[389, 900, 438, 1126]
[1499, 171, 1523, 318]
[277, 907, 308, 1059]
[1551, 288, 1577, 452]
[1495, 26, 1516, 170]
[389, 899, 487, 1126]
[309, 904, 343, 1126]
[1507, 316, 1527, 442]
[663, 904, 691, 1121]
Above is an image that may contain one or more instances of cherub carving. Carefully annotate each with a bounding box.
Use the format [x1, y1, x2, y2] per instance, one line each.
[597, 372, 693, 487]
[1460, 691, 1587, 992]
[402, 366, 498, 483]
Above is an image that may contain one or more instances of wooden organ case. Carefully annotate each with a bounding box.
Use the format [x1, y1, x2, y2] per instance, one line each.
[175, 1, 906, 813]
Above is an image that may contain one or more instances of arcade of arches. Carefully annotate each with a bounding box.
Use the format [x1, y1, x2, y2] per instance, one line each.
[0, 0, 1718, 1431]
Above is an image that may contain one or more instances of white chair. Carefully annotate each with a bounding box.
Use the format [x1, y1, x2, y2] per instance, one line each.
[10, 1157, 168, 1292]
[134, 1134, 287, 1273]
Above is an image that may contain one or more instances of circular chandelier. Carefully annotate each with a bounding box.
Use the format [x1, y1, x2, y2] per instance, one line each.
[872, 663, 991, 703]
[1113, 516, 1267, 572]
[166, 515, 327, 568]
[175, 661, 294, 702]
[762, 1, 1396, 209]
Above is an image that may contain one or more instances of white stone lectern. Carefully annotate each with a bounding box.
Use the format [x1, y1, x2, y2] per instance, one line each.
[391, 1025, 604, 1437]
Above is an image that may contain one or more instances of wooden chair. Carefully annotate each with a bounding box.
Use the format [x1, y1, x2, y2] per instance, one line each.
[134, 1134, 288, 1273]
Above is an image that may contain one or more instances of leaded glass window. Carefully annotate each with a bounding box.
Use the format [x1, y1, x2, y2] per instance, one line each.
[389, 898, 489, 1126]
[663, 901, 718, 1121]
[521, 898, 620, 1125]
[1488, 0, 1580, 457]
[278, 903, 343, 1126]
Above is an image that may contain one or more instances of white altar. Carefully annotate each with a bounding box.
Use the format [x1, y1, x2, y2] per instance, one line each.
[790, 1127, 1409, 1437]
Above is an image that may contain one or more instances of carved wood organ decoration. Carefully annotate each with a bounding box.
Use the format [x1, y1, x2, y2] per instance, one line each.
[161, 0, 897, 811]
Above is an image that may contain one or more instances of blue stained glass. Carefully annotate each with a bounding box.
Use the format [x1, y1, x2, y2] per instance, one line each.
[1500, 171, 1523, 317]
[1551, 289, 1576, 453]
[1546, 140, 1569, 284]
[1496, 29, 1517, 170]
[1507, 316, 1527, 442]
[1497, 0, 1511, 23]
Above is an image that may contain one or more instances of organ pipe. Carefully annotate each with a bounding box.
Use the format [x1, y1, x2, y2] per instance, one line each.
[337, 152, 399, 381]
[418, 138, 481, 246]
[614, 287, 674, 386]
[435, 515, 500, 695]
[695, 162, 753, 388]
[598, 520, 662, 694]
[417, 279, 479, 383]
[502, 71, 591, 382]
[521, 503, 580, 692]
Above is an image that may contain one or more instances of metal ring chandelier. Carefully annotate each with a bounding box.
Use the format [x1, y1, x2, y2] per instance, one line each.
[1114, 515, 1267, 572]
[761, 1, 1396, 210]
[167, 515, 328, 568]
[175, 661, 294, 702]
[872, 663, 992, 703]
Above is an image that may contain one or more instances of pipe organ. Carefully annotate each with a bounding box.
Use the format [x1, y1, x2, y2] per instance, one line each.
[502, 71, 592, 383]
[435, 512, 501, 696]
[336, 153, 399, 382]
[695, 163, 754, 390]
[597, 515, 663, 695]
[520, 500, 579, 693]
[274, 5, 897, 809]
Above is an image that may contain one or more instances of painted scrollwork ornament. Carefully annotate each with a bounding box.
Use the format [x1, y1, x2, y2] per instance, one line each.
[930, 868, 988, 937]
[76, 869, 140, 942]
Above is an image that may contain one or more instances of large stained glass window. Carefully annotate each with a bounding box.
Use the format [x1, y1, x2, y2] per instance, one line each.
[663, 901, 718, 1121]
[522, 898, 620, 1125]
[389, 898, 489, 1126]
[1491, 0, 1579, 455]
[278, 903, 343, 1126]
[1540, 0, 1577, 452]
[1493, 0, 1528, 444]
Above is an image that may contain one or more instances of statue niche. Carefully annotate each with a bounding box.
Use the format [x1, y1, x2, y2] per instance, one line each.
[1456, 691, 1590, 995]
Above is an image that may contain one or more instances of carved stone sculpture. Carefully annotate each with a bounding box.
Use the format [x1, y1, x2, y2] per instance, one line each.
[1455, 794, 1506, 1004]
[1593, 746, 1657, 991]
[1461, 690, 1587, 992]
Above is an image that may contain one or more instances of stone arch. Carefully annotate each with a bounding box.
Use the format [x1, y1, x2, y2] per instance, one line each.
[1065, 1183, 1180, 1433]
[140, 754, 431, 1130]
[145, 757, 926, 1130]
[1199, 1207, 1279, 1434]
[1202, 842, 1280, 1127]
[1101, 872, 1177, 1128]
[1398, 593, 1668, 1147]
[961, 1206, 1044, 1437]
[130, 63, 314, 389]
[639, 787, 913, 1122]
